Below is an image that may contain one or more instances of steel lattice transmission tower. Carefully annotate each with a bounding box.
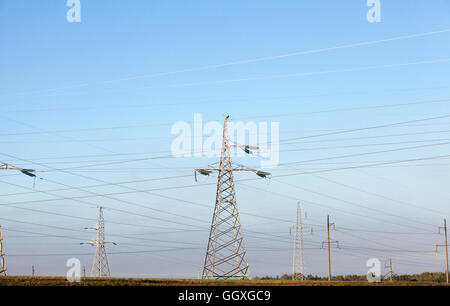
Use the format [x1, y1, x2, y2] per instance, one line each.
[81, 207, 116, 277]
[0, 225, 7, 276]
[195, 115, 271, 279]
[291, 202, 311, 280]
[383, 258, 397, 282]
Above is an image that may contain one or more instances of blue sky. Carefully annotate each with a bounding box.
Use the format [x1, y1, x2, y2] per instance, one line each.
[0, 0, 450, 278]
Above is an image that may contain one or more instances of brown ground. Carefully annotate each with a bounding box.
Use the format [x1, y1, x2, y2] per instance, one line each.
[0, 276, 447, 286]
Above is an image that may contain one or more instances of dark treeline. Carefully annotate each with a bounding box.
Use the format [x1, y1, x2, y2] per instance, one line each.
[253, 272, 447, 283]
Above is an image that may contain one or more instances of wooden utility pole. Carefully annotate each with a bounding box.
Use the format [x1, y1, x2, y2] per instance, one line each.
[437, 219, 449, 284]
[0, 162, 37, 277]
[322, 215, 338, 282]
[445, 219, 449, 284]
[443, 219, 449, 283]
[327, 215, 331, 281]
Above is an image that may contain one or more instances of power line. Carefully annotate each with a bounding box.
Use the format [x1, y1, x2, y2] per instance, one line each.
[236, 98, 450, 121]
[281, 129, 450, 146]
[5, 247, 201, 257]
[0, 153, 213, 228]
[13, 58, 450, 98]
[6, 27, 449, 98]
[0, 177, 207, 229]
[279, 113, 450, 143]
[309, 173, 449, 216]
[5, 85, 450, 113]
[0, 174, 296, 230]
[279, 142, 450, 167]
[1, 112, 449, 139]
[0, 152, 444, 233]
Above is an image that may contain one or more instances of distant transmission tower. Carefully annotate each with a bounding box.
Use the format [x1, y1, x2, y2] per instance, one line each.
[383, 258, 397, 282]
[291, 202, 311, 280]
[194, 115, 271, 279]
[0, 225, 6, 276]
[81, 207, 116, 277]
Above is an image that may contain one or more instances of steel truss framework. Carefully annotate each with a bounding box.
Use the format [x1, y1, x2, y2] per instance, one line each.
[195, 115, 270, 279]
[292, 202, 311, 280]
[81, 207, 116, 277]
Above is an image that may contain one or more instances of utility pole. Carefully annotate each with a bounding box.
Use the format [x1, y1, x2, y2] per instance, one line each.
[437, 218, 449, 283]
[194, 115, 271, 280]
[322, 215, 338, 282]
[0, 225, 6, 276]
[83, 266, 86, 278]
[0, 162, 36, 177]
[81, 207, 116, 277]
[0, 161, 39, 187]
[0, 162, 37, 277]
[383, 258, 396, 282]
[31, 265, 35, 277]
[326, 215, 332, 281]
[291, 201, 311, 280]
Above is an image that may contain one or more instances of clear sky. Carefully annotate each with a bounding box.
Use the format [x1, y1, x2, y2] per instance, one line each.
[1, 0, 450, 278]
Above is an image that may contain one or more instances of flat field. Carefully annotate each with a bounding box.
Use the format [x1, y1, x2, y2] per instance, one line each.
[0, 276, 446, 286]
